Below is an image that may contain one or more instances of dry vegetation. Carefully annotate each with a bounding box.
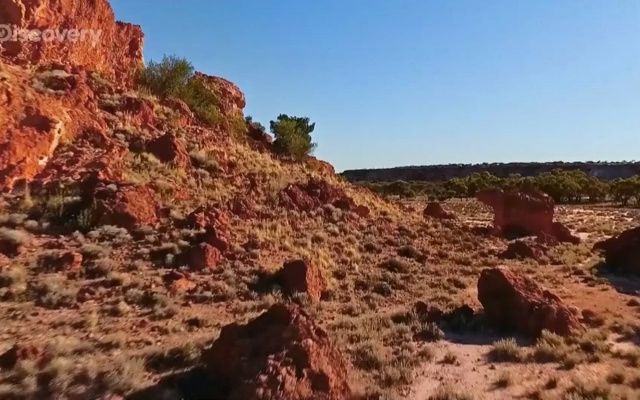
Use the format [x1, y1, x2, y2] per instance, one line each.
[1, 60, 639, 400]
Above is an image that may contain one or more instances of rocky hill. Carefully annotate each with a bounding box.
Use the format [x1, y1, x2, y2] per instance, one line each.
[342, 161, 640, 183]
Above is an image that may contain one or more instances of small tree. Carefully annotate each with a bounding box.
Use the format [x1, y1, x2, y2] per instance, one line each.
[270, 114, 317, 160]
[139, 55, 220, 125]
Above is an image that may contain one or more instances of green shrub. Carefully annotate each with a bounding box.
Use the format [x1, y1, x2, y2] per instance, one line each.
[139, 55, 220, 125]
[270, 114, 316, 160]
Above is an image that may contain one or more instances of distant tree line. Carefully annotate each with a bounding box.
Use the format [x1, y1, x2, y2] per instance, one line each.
[360, 169, 640, 206]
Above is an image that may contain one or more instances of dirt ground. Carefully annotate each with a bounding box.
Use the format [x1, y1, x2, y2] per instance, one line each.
[0, 196, 639, 400]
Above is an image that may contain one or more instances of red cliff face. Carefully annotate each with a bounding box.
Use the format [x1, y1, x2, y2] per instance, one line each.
[0, 0, 143, 86]
[0, 0, 146, 190]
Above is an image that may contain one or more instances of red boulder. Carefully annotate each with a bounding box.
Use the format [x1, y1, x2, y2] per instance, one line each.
[478, 267, 582, 337]
[188, 243, 222, 271]
[477, 189, 579, 244]
[594, 226, 640, 275]
[94, 183, 158, 230]
[146, 132, 191, 168]
[277, 259, 327, 302]
[202, 304, 352, 400]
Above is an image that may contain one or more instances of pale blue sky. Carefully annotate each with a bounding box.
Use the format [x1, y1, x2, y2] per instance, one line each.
[111, 1, 640, 171]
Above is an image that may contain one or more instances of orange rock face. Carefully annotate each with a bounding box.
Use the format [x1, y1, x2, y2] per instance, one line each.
[0, 0, 143, 86]
[477, 189, 580, 244]
[0, 0, 146, 190]
[478, 267, 583, 337]
[202, 304, 352, 400]
[0, 65, 110, 190]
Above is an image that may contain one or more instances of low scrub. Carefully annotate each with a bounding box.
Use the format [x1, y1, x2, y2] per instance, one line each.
[139, 55, 220, 125]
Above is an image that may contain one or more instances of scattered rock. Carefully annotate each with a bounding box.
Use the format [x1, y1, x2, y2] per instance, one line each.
[187, 243, 222, 271]
[277, 259, 327, 302]
[202, 304, 352, 400]
[549, 222, 581, 245]
[477, 189, 580, 244]
[94, 183, 159, 229]
[280, 178, 366, 216]
[229, 197, 256, 219]
[423, 202, 455, 220]
[147, 132, 191, 168]
[500, 240, 543, 261]
[594, 226, 640, 275]
[478, 267, 582, 337]
[185, 206, 229, 231]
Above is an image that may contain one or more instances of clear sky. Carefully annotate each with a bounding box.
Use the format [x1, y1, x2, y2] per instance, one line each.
[110, 1, 639, 172]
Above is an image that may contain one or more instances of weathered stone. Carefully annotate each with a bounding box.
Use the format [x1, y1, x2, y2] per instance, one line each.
[478, 267, 582, 337]
[202, 304, 352, 400]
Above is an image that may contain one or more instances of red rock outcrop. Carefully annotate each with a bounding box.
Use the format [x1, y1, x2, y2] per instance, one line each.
[187, 243, 222, 271]
[202, 304, 352, 400]
[280, 178, 366, 216]
[0, 64, 115, 190]
[193, 72, 245, 118]
[277, 259, 326, 302]
[0, 0, 144, 86]
[423, 202, 455, 220]
[146, 132, 191, 168]
[93, 183, 158, 229]
[184, 206, 230, 252]
[594, 226, 640, 275]
[307, 157, 336, 176]
[477, 189, 579, 244]
[184, 206, 229, 230]
[478, 267, 582, 337]
[246, 121, 273, 152]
